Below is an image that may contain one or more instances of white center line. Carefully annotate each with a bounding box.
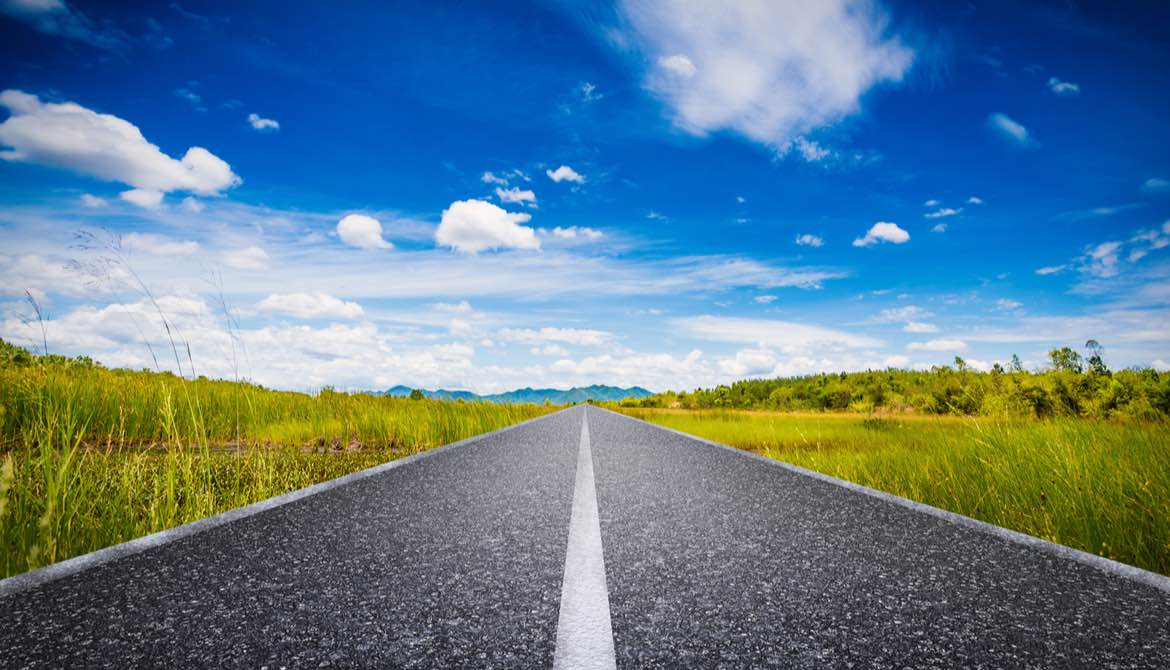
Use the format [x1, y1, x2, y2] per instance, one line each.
[553, 409, 617, 670]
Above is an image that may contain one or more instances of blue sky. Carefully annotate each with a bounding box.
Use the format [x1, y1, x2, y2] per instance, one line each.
[1, 0, 1169, 392]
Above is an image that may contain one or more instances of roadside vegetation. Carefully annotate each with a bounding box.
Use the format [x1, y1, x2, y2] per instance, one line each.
[0, 338, 553, 580]
[622, 345, 1170, 421]
[614, 344, 1170, 576]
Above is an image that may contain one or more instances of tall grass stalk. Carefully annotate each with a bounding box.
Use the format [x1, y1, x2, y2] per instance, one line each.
[0, 363, 552, 579]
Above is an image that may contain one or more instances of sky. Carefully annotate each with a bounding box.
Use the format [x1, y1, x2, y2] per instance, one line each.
[1, 0, 1169, 393]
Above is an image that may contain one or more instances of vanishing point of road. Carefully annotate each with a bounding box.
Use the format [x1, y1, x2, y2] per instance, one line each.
[2, 405, 1169, 668]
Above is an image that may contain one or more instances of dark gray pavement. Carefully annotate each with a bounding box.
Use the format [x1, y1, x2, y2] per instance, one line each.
[2, 405, 1169, 668]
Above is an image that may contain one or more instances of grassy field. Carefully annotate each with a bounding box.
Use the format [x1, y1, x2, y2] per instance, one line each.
[0, 360, 554, 580]
[617, 408, 1170, 577]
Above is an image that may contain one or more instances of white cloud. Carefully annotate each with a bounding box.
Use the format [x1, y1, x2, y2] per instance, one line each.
[258, 292, 363, 320]
[1142, 178, 1170, 194]
[923, 199, 939, 207]
[624, 1, 913, 147]
[1081, 241, 1122, 278]
[122, 232, 199, 256]
[718, 346, 778, 376]
[1047, 77, 1080, 96]
[996, 298, 1023, 311]
[988, 112, 1034, 146]
[657, 54, 696, 77]
[499, 327, 612, 346]
[853, 221, 909, 247]
[0, 89, 240, 195]
[550, 226, 603, 240]
[337, 213, 393, 250]
[0, 0, 125, 50]
[222, 245, 269, 270]
[119, 188, 164, 209]
[931, 223, 947, 233]
[247, 113, 279, 132]
[674, 315, 880, 352]
[777, 136, 831, 162]
[754, 295, 777, 304]
[432, 300, 472, 313]
[435, 199, 540, 254]
[877, 305, 929, 322]
[495, 186, 537, 205]
[908, 338, 967, 352]
[903, 322, 938, 333]
[646, 211, 668, 221]
[736, 195, 746, 204]
[0, 252, 124, 297]
[546, 165, 585, 184]
[79, 193, 106, 208]
[925, 207, 960, 219]
[1035, 265, 1067, 276]
[481, 171, 508, 185]
[179, 196, 204, 213]
[531, 344, 570, 357]
[578, 81, 601, 102]
[967, 195, 984, 205]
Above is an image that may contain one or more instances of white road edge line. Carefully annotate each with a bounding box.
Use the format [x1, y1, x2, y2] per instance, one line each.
[553, 408, 618, 670]
[0, 407, 576, 599]
[598, 406, 1170, 595]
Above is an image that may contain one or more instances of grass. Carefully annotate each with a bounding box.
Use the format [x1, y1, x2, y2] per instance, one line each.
[0, 362, 555, 579]
[618, 408, 1170, 577]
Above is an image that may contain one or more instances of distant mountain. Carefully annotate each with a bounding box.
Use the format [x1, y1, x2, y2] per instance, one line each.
[381, 384, 653, 405]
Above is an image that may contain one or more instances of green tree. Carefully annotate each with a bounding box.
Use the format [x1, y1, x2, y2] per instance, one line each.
[1085, 339, 1109, 375]
[1010, 354, 1024, 373]
[409, 389, 425, 400]
[1048, 347, 1083, 373]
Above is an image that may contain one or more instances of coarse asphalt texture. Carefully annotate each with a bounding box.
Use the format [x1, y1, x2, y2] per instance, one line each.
[2, 405, 1169, 668]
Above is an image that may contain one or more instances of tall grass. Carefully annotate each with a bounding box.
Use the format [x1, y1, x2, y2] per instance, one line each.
[620, 408, 1170, 577]
[0, 363, 554, 579]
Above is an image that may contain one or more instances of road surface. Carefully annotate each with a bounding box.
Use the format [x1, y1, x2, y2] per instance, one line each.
[2, 405, 1168, 668]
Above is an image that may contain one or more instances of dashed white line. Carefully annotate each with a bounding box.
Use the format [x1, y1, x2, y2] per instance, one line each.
[553, 409, 617, 670]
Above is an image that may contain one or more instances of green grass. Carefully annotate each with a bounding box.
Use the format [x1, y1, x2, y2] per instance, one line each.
[0, 362, 555, 579]
[618, 408, 1170, 576]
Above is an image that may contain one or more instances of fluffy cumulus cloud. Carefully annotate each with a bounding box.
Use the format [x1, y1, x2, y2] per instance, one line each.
[337, 214, 393, 250]
[988, 112, 1034, 147]
[257, 292, 363, 320]
[622, 0, 914, 147]
[0, 90, 240, 195]
[494, 186, 537, 205]
[908, 338, 968, 352]
[119, 188, 164, 209]
[435, 199, 540, 254]
[247, 113, 280, 132]
[853, 221, 909, 247]
[549, 226, 603, 240]
[546, 165, 585, 184]
[794, 233, 824, 247]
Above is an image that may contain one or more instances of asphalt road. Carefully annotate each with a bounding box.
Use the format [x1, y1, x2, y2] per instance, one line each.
[2, 405, 1169, 668]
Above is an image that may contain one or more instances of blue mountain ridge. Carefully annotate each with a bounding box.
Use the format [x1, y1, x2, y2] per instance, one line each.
[381, 384, 652, 404]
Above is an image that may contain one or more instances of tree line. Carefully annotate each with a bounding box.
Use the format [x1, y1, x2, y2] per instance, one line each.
[623, 343, 1170, 420]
